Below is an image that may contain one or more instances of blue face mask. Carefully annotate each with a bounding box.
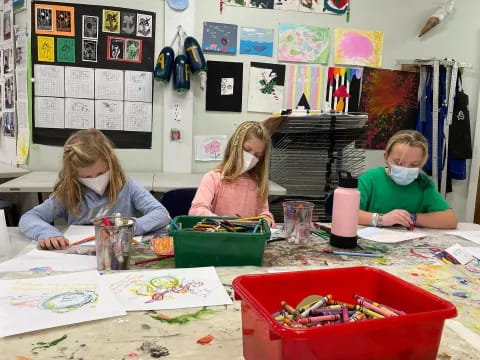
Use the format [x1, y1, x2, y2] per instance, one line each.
[389, 164, 419, 186]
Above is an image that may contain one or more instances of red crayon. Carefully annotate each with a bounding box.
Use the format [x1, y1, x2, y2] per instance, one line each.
[342, 305, 349, 323]
[298, 314, 340, 325]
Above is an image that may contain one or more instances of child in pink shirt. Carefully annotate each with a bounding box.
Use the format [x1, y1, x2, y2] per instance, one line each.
[189, 121, 275, 226]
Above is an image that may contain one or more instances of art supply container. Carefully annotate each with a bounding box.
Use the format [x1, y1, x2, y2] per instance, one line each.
[169, 216, 270, 267]
[282, 201, 314, 245]
[233, 266, 457, 360]
[93, 216, 136, 270]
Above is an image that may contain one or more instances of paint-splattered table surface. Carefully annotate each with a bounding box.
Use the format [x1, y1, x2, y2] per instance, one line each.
[1, 224, 480, 359]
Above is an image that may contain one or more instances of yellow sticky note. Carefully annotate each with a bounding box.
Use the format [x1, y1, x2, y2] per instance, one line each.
[37, 36, 55, 62]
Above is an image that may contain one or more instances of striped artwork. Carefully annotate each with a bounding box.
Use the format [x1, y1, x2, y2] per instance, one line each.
[285, 65, 323, 110]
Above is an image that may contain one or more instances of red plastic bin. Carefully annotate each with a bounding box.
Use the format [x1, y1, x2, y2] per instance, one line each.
[233, 266, 457, 360]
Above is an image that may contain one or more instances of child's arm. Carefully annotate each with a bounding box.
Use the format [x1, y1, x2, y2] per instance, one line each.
[416, 209, 457, 229]
[258, 199, 275, 227]
[19, 197, 68, 242]
[130, 181, 170, 235]
[188, 172, 218, 216]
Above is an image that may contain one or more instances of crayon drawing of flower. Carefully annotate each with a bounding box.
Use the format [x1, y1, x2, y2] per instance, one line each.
[204, 140, 221, 159]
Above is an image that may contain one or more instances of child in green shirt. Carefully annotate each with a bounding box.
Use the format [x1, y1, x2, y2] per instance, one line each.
[358, 130, 457, 229]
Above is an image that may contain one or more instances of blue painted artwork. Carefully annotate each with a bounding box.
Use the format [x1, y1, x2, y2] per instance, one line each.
[202, 22, 238, 54]
[240, 27, 273, 57]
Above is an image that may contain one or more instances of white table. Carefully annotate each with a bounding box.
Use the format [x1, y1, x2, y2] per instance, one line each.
[0, 162, 29, 179]
[0, 171, 155, 193]
[153, 172, 287, 195]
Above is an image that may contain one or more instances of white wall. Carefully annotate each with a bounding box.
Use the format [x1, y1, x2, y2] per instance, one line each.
[26, 0, 480, 221]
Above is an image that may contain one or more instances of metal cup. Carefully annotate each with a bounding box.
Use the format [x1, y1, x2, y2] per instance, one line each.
[93, 216, 136, 270]
[282, 201, 314, 245]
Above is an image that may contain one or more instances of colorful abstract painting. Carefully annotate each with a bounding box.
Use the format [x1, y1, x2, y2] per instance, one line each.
[334, 28, 384, 68]
[285, 65, 323, 110]
[248, 62, 286, 113]
[325, 67, 363, 113]
[278, 24, 329, 64]
[359, 68, 419, 149]
[202, 22, 238, 54]
[240, 27, 273, 57]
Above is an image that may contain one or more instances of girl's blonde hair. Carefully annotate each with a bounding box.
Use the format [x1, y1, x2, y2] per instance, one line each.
[385, 129, 429, 167]
[219, 121, 271, 203]
[53, 129, 126, 216]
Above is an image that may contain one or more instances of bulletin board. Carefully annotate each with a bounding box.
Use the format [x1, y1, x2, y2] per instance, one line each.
[31, 1, 156, 148]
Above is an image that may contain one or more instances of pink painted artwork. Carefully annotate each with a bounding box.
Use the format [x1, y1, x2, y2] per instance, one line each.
[334, 28, 384, 67]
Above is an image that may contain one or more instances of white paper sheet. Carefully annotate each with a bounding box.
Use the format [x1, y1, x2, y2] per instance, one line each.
[124, 70, 152, 102]
[65, 67, 95, 99]
[445, 243, 475, 265]
[65, 98, 94, 129]
[464, 247, 480, 259]
[33, 64, 65, 97]
[15, 67, 27, 98]
[95, 100, 123, 130]
[358, 227, 427, 243]
[124, 101, 152, 132]
[0, 249, 97, 272]
[0, 271, 126, 337]
[446, 231, 480, 245]
[16, 100, 28, 128]
[34, 97, 65, 128]
[102, 267, 233, 311]
[95, 68, 124, 100]
[194, 135, 227, 161]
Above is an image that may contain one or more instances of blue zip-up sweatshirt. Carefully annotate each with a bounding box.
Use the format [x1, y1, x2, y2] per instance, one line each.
[19, 178, 170, 241]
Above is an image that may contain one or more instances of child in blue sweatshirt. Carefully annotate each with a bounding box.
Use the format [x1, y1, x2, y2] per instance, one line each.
[19, 129, 169, 250]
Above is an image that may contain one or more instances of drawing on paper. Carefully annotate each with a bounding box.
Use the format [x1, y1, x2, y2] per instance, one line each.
[3, 9, 12, 41]
[2, 112, 15, 137]
[16, 128, 30, 164]
[4, 48, 13, 73]
[4, 75, 14, 109]
[82, 39, 97, 62]
[274, 0, 299, 11]
[66, 98, 94, 129]
[334, 28, 384, 68]
[82, 15, 98, 39]
[130, 276, 207, 303]
[278, 24, 329, 64]
[95, 100, 123, 130]
[225, 0, 274, 8]
[125, 39, 142, 62]
[285, 65, 323, 110]
[202, 22, 238, 54]
[57, 37, 75, 63]
[55, 8, 73, 34]
[170, 128, 181, 142]
[325, 67, 363, 113]
[195, 136, 227, 162]
[136, 14, 152, 37]
[323, 0, 349, 14]
[108, 37, 124, 60]
[36, 290, 99, 313]
[102, 10, 120, 33]
[240, 27, 273, 57]
[248, 62, 285, 113]
[121, 12, 136, 35]
[36, 6, 53, 32]
[37, 36, 55, 62]
[124, 102, 152, 132]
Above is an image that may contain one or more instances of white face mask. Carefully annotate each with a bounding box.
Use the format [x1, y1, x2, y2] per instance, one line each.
[78, 170, 110, 195]
[241, 150, 259, 174]
[389, 164, 419, 186]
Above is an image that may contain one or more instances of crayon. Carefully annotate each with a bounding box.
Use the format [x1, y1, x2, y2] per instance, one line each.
[349, 311, 366, 322]
[298, 314, 340, 325]
[133, 255, 174, 265]
[353, 295, 405, 316]
[342, 305, 349, 323]
[301, 294, 332, 317]
[357, 299, 395, 318]
[354, 305, 385, 319]
[327, 299, 356, 310]
[309, 307, 343, 316]
[281, 301, 299, 318]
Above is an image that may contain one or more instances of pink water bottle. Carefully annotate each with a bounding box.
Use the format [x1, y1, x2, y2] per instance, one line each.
[330, 171, 360, 249]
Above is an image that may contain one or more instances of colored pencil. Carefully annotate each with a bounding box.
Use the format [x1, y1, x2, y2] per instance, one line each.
[322, 249, 383, 258]
[133, 255, 174, 265]
[70, 236, 96, 246]
[169, 216, 181, 231]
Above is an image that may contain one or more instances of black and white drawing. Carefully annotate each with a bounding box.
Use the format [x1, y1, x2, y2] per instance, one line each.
[82, 39, 97, 62]
[109, 38, 124, 60]
[82, 15, 98, 39]
[36, 7, 52, 31]
[120, 12, 136, 35]
[136, 14, 152, 37]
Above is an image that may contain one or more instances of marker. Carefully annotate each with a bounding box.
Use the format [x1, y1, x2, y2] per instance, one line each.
[322, 249, 384, 258]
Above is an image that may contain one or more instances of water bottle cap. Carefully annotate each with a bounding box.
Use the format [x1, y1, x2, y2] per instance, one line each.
[338, 171, 358, 188]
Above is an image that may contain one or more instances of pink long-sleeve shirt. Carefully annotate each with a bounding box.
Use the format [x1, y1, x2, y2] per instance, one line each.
[189, 170, 274, 224]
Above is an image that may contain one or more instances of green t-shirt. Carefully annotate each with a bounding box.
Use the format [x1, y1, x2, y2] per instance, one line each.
[358, 167, 451, 214]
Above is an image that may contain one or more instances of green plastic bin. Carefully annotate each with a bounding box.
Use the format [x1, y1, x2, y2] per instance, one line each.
[169, 216, 270, 268]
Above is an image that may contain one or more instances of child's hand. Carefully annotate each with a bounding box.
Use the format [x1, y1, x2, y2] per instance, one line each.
[382, 210, 412, 227]
[39, 236, 70, 250]
[266, 217, 274, 228]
